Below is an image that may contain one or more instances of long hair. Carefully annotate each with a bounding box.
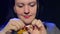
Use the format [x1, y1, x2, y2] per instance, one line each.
[0, 0, 46, 30]
[6, 0, 45, 22]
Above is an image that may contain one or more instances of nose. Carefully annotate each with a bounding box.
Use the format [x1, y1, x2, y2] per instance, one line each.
[24, 5, 30, 15]
[24, 12, 29, 15]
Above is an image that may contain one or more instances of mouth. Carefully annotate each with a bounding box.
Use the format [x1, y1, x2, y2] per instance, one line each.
[23, 15, 31, 19]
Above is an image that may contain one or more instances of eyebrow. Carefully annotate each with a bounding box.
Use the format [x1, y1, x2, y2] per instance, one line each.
[28, 2, 37, 5]
[16, 1, 37, 5]
[16, 3, 24, 5]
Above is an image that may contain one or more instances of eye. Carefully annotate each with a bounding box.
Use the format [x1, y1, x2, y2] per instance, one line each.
[17, 3, 24, 8]
[29, 2, 36, 7]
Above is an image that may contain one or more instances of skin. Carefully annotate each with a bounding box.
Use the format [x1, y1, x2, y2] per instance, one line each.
[14, 0, 37, 24]
[0, 0, 47, 34]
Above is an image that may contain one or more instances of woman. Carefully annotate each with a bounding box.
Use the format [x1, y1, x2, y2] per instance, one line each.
[0, 0, 60, 34]
[0, 0, 47, 34]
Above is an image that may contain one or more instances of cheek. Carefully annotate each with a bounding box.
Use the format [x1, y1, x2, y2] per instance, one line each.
[30, 6, 37, 15]
[15, 7, 24, 15]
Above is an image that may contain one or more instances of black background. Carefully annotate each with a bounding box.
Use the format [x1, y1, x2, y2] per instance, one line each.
[0, 0, 60, 29]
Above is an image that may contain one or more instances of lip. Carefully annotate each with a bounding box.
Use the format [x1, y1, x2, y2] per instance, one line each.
[24, 15, 31, 19]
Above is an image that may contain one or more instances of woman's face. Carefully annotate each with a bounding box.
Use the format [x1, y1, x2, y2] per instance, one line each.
[14, 0, 37, 24]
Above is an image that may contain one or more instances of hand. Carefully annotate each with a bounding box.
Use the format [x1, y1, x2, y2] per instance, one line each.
[28, 19, 47, 34]
[1, 18, 25, 34]
[22, 31, 29, 34]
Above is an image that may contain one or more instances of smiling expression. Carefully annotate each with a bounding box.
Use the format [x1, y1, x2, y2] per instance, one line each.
[14, 0, 37, 24]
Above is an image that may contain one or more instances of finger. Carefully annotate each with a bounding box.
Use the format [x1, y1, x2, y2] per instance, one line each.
[10, 24, 18, 31]
[26, 25, 33, 33]
[35, 20, 43, 30]
[5, 22, 18, 32]
[15, 19, 25, 29]
[23, 31, 29, 34]
[5, 29, 12, 34]
[10, 19, 25, 29]
[32, 19, 37, 26]
[34, 25, 38, 30]
[35, 20, 47, 34]
[11, 20, 20, 30]
[38, 20, 46, 30]
[8, 29, 12, 32]
[9, 19, 20, 30]
[6, 31, 12, 34]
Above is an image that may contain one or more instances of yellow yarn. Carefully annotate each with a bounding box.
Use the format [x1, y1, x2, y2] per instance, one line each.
[17, 28, 26, 34]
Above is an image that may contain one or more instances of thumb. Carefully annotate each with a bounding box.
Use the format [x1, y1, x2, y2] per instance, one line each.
[27, 25, 33, 33]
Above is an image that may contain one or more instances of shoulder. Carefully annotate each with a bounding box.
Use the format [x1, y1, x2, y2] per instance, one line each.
[43, 21, 55, 29]
[43, 21, 60, 34]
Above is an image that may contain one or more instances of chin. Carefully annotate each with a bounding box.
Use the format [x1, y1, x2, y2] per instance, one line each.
[24, 18, 35, 25]
[23, 20, 32, 25]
